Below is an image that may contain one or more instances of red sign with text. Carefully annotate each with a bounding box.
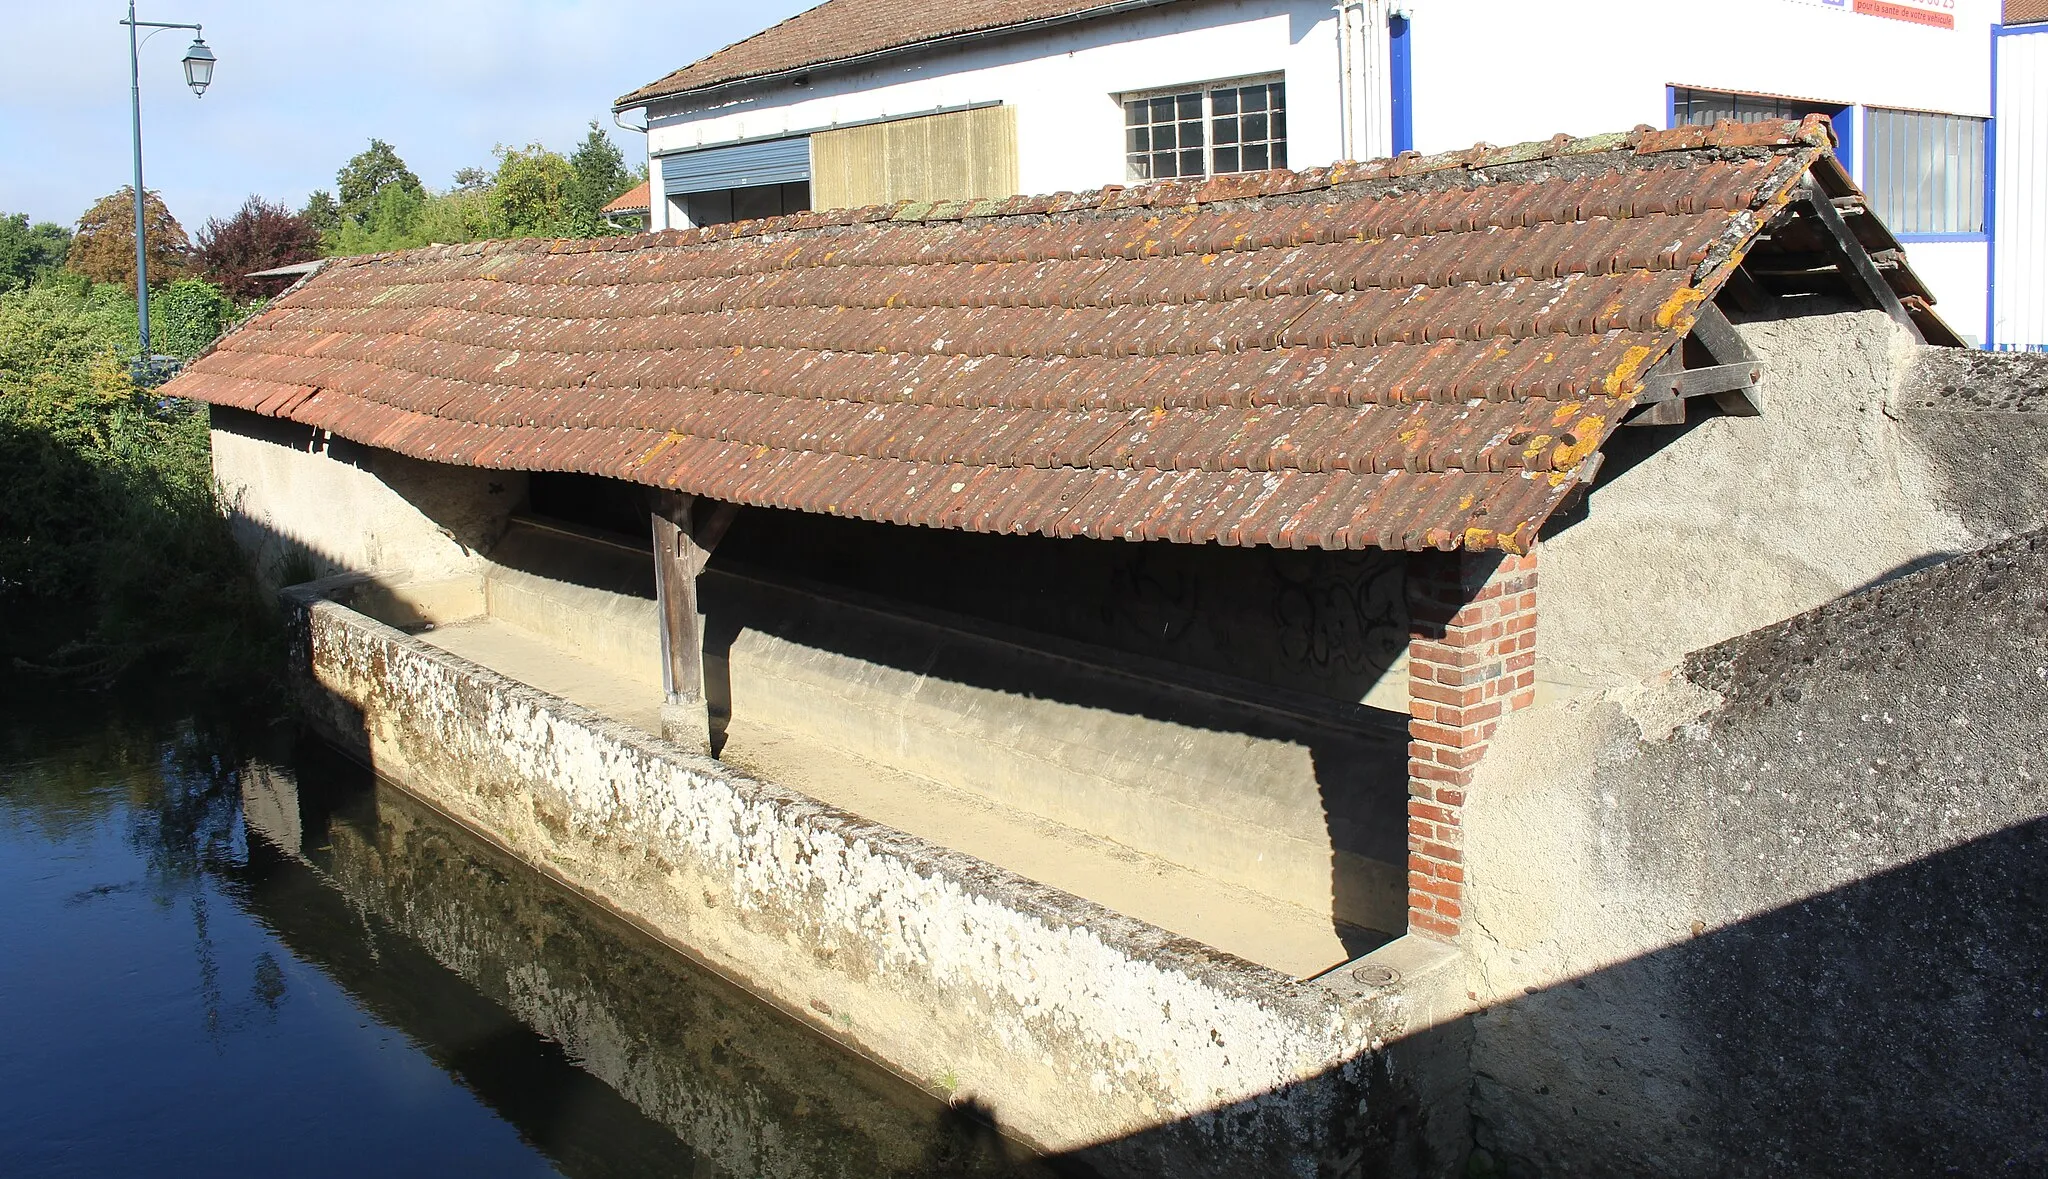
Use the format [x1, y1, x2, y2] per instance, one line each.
[1853, 0, 1957, 28]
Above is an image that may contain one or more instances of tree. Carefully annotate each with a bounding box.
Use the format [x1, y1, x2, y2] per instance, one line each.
[450, 165, 490, 192]
[149, 277, 232, 358]
[327, 181, 429, 255]
[299, 190, 341, 240]
[336, 138, 422, 229]
[197, 197, 323, 300]
[65, 187, 191, 294]
[0, 214, 72, 291]
[566, 122, 634, 234]
[490, 142, 576, 238]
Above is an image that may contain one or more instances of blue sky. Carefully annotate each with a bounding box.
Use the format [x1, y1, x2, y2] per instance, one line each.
[1, 1, 816, 231]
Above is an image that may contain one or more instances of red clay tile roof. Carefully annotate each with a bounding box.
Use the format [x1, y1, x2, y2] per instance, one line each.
[617, 0, 1172, 108]
[168, 119, 1844, 554]
[603, 180, 651, 215]
[2009, 0, 2048, 23]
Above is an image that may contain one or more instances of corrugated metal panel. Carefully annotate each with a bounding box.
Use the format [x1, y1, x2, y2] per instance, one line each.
[660, 136, 811, 197]
[1995, 28, 2048, 350]
[162, 118, 1842, 555]
[812, 106, 1019, 209]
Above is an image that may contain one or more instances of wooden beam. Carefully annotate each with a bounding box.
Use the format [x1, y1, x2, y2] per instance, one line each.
[652, 492, 710, 753]
[1687, 304, 1765, 417]
[689, 500, 741, 575]
[1798, 185, 1926, 343]
[1720, 265, 1773, 315]
[1636, 361, 1764, 404]
[1687, 303, 1758, 367]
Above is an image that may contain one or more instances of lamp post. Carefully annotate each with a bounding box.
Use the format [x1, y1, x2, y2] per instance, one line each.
[120, 0, 215, 381]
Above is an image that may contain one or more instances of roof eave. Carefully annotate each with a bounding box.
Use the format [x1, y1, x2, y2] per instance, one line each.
[614, 0, 1183, 113]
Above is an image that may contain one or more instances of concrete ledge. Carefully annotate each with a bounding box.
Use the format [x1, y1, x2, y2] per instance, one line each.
[284, 580, 1466, 1176]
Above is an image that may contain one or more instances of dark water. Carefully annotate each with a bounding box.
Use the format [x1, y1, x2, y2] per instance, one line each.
[0, 692, 1056, 1178]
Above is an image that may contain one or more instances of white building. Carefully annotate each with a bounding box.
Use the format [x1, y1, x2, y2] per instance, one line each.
[616, 0, 2046, 349]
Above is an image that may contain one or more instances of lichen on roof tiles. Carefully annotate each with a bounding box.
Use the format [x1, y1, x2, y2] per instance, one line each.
[166, 118, 1840, 554]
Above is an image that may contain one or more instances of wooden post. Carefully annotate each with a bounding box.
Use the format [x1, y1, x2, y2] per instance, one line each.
[652, 492, 710, 754]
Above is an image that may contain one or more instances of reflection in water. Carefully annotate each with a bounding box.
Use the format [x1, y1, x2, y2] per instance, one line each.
[0, 691, 1070, 1178]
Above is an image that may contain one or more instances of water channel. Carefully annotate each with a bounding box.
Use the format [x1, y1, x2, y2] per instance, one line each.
[0, 687, 1079, 1177]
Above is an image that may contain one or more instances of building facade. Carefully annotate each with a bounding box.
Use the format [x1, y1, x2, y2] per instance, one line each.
[619, 0, 2042, 348]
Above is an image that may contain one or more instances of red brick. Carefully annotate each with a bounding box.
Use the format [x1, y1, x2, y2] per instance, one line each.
[1409, 872, 1462, 901]
[1409, 759, 1477, 786]
[1429, 743, 1492, 770]
[1409, 856, 1466, 884]
[1409, 801, 1457, 826]
[1416, 839, 1463, 863]
[1410, 721, 1487, 749]
[1412, 680, 1488, 708]
[1409, 910, 1459, 940]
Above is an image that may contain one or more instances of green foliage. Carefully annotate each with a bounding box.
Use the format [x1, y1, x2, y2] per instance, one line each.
[320, 126, 640, 257]
[327, 180, 428, 254]
[300, 189, 341, 239]
[0, 280, 278, 689]
[148, 278, 232, 359]
[0, 213, 71, 291]
[566, 122, 635, 234]
[336, 138, 423, 230]
[491, 142, 578, 238]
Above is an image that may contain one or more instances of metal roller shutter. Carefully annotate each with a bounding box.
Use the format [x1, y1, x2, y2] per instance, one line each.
[659, 136, 811, 196]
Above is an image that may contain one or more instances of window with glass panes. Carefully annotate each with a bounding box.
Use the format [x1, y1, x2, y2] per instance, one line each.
[1124, 79, 1286, 182]
[1866, 108, 1987, 236]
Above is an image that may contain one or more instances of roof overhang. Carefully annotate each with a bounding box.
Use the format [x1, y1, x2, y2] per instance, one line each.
[615, 0, 1182, 113]
[163, 117, 1961, 556]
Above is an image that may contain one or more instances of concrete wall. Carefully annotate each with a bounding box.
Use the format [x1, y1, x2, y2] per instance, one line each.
[1457, 527, 2048, 1177]
[210, 406, 525, 588]
[286, 582, 1472, 1176]
[703, 569, 1409, 936]
[1534, 307, 1981, 692]
[1899, 345, 2048, 539]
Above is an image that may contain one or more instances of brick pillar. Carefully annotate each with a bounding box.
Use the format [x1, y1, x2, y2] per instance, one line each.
[1403, 549, 1539, 940]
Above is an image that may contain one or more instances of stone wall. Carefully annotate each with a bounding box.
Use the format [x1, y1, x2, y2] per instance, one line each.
[286, 580, 1472, 1176]
[1459, 529, 2048, 1176]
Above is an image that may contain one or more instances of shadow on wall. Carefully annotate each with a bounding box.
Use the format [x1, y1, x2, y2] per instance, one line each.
[432, 477, 1419, 955]
[1034, 812, 2048, 1178]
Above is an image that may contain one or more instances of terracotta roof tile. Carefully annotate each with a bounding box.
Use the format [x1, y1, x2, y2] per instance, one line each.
[602, 180, 650, 215]
[169, 118, 1840, 554]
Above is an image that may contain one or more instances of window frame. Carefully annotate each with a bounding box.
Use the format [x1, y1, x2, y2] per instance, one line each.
[1119, 74, 1287, 183]
[1863, 105, 1989, 241]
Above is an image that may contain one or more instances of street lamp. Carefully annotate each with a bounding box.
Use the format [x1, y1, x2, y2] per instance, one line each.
[120, 1, 216, 383]
[181, 38, 215, 97]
